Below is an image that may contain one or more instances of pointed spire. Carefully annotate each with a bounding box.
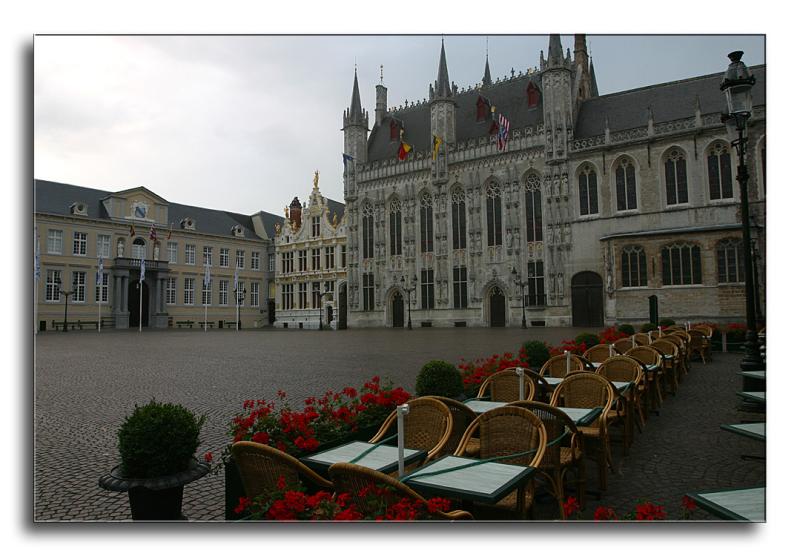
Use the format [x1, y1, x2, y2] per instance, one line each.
[434, 38, 452, 98]
[589, 57, 599, 96]
[483, 56, 492, 89]
[350, 66, 363, 115]
[547, 34, 564, 66]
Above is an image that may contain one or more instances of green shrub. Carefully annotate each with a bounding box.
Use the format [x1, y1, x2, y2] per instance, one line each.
[521, 341, 551, 369]
[118, 400, 205, 478]
[574, 333, 600, 348]
[415, 360, 464, 398]
[640, 322, 658, 332]
[618, 324, 635, 336]
[658, 318, 675, 327]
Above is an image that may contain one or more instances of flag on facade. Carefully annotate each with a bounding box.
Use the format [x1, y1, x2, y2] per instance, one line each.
[149, 224, 157, 241]
[129, 224, 136, 237]
[167, 223, 172, 240]
[432, 134, 442, 160]
[497, 112, 510, 151]
[342, 153, 354, 169]
[203, 263, 211, 288]
[96, 256, 104, 285]
[139, 256, 146, 282]
[397, 128, 413, 161]
[34, 229, 41, 280]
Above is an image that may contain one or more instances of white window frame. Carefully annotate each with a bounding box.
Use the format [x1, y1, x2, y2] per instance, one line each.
[184, 277, 195, 305]
[203, 246, 213, 266]
[166, 277, 176, 305]
[72, 271, 86, 303]
[95, 272, 109, 303]
[47, 229, 63, 255]
[96, 234, 111, 259]
[251, 251, 260, 270]
[236, 249, 245, 270]
[185, 244, 196, 265]
[219, 248, 229, 268]
[250, 282, 260, 307]
[167, 242, 178, 264]
[73, 231, 87, 256]
[202, 280, 212, 306]
[219, 279, 229, 305]
[45, 269, 61, 302]
[268, 253, 275, 272]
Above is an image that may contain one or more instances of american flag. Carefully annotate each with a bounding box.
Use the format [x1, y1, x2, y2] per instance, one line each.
[497, 113, 510, 151]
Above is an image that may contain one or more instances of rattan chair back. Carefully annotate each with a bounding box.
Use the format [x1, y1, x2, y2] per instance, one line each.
[231, 440, 333, 498]
[670, 329, 691, 342]
[650, 339, 678, 358]
[612, 337, 634, 354]
[584, 343, 616, 364]
[427, 396, 478, 456]
[369, 396, 453, 463]
[632, 333, 652, 346]
[540, 353, 587, 378]
[693, 324, 714, 338]
[625, 345, 663, 368]
[476, 369, 536, 402]
[550, 372, 614, 418]
[327, 462, 473, 520]
[596, 355, 643, 384]
[507, 401, 580, 471]
[454, 406, 547, 468]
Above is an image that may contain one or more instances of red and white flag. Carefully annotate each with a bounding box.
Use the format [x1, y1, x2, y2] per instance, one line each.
[149, 224, 157, 241]
[497, 113, 510, 151]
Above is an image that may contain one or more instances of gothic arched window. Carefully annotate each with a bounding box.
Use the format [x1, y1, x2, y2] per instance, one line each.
[717, 238, 745, 284]
[486, 181, 503, 247]
[621, 245, 647, 287]
[661, 242, 702, 285]
[361, 202, 374, 260]
[526, 82, 540, 108]
[615, 157, 638, 211]
[389, 198, 402, 256]
[578, 165, 599, 216]
[664, 149, 689, 205]
[707, 142, 734, 200]
[419, 192, 434, 253]
[451, 187, 466, 250]
[524, 173, 543, 242]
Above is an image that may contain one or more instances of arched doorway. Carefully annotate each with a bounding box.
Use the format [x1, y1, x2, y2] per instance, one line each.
[571, 271, 604, 327]
[391, 291, 404, 328]
[488, 286, 506, 327]
[128, 280, 149, 328]
[326, 305, 333, 324]
[338, 284, 347, 329]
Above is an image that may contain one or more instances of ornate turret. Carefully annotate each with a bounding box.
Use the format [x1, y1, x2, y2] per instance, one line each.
[289, 196, 302, 230]
[430, 39, 453, 100]
[430, 39, 456, 184]
[482, 54, 492, 89]
[541, 34, 574, 162]
[375, 65, 387, 126]
[343, 67, 369, 201]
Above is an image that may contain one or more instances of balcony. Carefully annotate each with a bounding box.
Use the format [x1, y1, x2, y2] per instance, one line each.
[113, 257, 170, 272]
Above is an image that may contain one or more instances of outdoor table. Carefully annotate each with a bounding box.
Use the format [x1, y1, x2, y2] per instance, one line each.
[740, 371, 766, 381]
[737, 391, 766, 404]
[300, 440, 427, 476]
[403, 455, 535, 517]
[685, 486, 765, 521]
[721, 422, 765, 442]
[463, 400, 508, 414]
[545, 376, 632, 393]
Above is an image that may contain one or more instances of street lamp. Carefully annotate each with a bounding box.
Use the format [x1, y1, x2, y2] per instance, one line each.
[400, 274, 417, 330]
[56, 277, 74, 332]
[236, 287, 247, 330]
[720, 50, 763, 374]
[511, 267, 528, 329]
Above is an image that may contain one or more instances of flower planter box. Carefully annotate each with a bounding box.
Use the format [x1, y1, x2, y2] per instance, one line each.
[224, 423, 381, 520]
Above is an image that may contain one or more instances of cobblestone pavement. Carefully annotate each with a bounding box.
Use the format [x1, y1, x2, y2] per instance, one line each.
[33, 327, 764, 521]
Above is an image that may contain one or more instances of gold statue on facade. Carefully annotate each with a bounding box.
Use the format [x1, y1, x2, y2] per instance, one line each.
[313, 170, 319, 191]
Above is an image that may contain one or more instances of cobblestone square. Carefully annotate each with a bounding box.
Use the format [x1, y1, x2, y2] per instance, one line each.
[33, 327, 764, 521]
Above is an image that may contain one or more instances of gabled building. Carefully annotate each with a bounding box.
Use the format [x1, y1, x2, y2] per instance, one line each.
[342, 35, 765, 328]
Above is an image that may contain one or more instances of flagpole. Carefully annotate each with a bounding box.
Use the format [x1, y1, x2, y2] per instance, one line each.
[204, 303, 208, 331]
[97, 281, 101, 333]
[139, 279, 143, 333]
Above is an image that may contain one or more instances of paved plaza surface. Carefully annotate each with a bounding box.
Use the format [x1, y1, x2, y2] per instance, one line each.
[33, 327, 765, 521]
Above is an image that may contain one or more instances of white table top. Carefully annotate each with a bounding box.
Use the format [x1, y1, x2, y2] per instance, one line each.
[301, 441, 425, 474]
[738, 391, 766, 403]
[721, 422, 765, 441]
[545, 376, 632, 392]
[404, 455, 533, 504]
[690, 487, 765, 521]
[463, 400, 508, 414]
[740, 371, 766, 380]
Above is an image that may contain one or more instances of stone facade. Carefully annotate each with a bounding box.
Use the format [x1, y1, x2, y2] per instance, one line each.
[341, 35, 766, 328]
[274, 174, 348, 329]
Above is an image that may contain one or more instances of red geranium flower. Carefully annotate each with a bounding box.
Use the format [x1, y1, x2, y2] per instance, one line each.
[635, 501, 667, 521]
[562, 496, 580, 518]
[252, 431, 270, 444]
[234, 496, 251, 515]
[203, 451, 213, 463]
[593, 506, 617, 521]
[681, 495, 697, 512]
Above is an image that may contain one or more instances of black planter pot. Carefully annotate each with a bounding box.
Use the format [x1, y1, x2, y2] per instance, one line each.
[99, 458, 210, 521]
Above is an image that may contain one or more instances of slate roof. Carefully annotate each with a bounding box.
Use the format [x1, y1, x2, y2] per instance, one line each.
[367, 72, 544, 162]
[574, 65, 766, 139]
[34, 179, 282, 241]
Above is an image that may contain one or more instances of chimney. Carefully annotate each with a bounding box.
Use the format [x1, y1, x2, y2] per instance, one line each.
[289, 196, 302, 229]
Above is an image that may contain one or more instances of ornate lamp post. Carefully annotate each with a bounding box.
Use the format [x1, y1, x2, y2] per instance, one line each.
[236, 287, 247, 330]
[400, 274, 417, 330]
[511, 267, 528, 329]
[56, 277, 74, 332]
[720, 50, 763, 374]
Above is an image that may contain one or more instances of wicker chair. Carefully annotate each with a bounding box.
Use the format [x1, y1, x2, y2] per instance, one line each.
[596, 356, 645, 451]
[428, 396, 478, 457]
[453, 405, 547, 518]
[583, 344, 617, 366]
[693, 324, 714, 339]
[549, 373, 615, 491]
[231, 441, 333, 499]
[661, 334, 689, 380]
[518, 367, 555, 402]
[476, 368, 536, 402]
[612, 337, 634, 354]
[632, 332, 652, 346]
[540, 353, 587, 379]
[625, 346, 664, 413]
[687, 329, 710, 363]
[327, 462, 474, 520]
[650, 340, 680, 395]
[369, 396, 453, 465]
[508, 401, 586, 515]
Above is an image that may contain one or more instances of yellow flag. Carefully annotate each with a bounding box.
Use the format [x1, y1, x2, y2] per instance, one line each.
[432, 134, 442, 160]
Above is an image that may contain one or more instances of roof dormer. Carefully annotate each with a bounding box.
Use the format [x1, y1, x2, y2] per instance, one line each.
[232, 224, 244, 237]
[180, 217, 195, 231]
[70, 201, 88, 216]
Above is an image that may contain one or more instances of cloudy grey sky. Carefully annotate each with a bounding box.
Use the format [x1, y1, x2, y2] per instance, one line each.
[34, 34, 765, 217]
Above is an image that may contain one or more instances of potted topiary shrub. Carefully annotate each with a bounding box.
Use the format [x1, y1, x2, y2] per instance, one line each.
[659, 318, 676, 328]
[416, 360, 464, 399]
[521, 340, 551, 371]
[99, 400, 209, 520]
[574, 333, 600, 348]
[618, 324, 635, 336]
[640, 322, 658, 333]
